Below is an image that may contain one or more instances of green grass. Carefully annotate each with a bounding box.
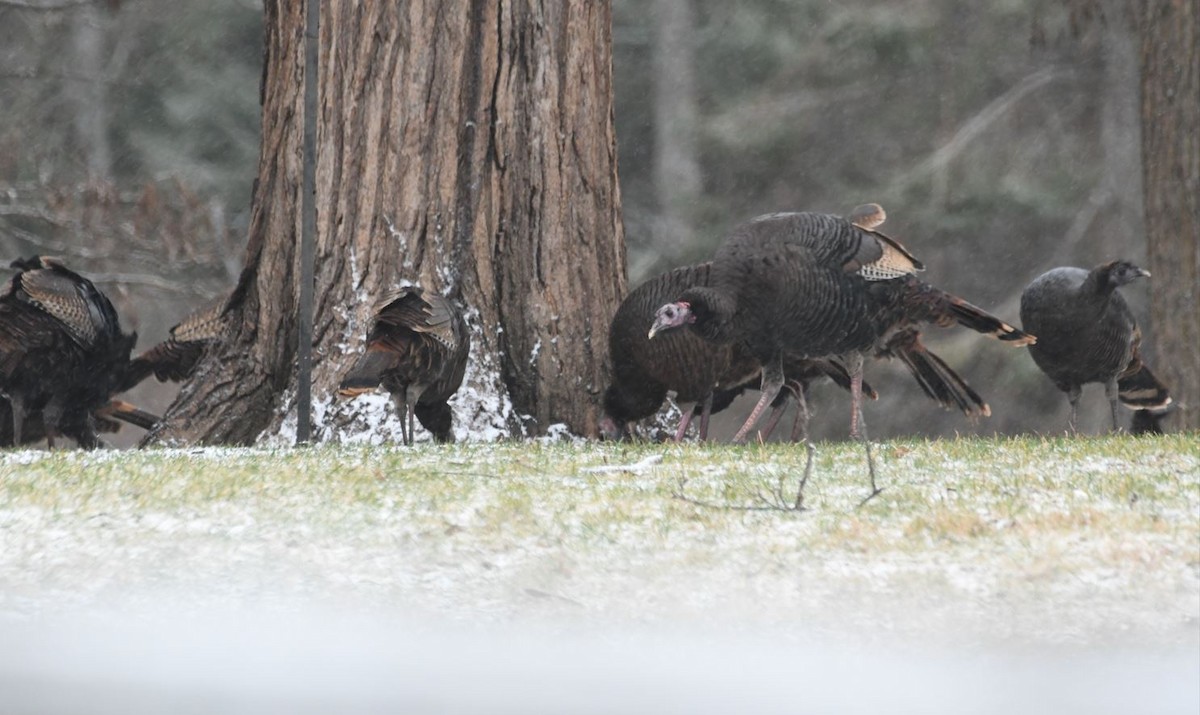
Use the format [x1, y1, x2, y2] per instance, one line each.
[2, 434, 1196, 545]
[1, 434, 1197, 644]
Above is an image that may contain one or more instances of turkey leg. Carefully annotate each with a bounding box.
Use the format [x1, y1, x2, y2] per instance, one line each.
[732, 356, 784, 444]
[845, 353, 881, 504]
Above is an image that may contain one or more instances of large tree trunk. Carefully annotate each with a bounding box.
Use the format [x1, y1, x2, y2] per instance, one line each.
[1138, 0, 1198, 432]
[147, 0, 626, 445]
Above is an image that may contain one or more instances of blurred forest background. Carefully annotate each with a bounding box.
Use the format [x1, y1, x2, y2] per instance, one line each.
[0, 0, 1163, 442]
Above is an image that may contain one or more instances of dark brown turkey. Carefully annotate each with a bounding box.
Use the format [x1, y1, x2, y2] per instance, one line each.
[0, 256, 139, 448]
[648, 205, 1025, 445]
[1019, 261, 1170, 431]
[0, 398, 160, 448]
[338, 287, 470, 445]
[602, 262, 873, 442]
[647, 205, 1032, 498]
[608, 264, 988, 445]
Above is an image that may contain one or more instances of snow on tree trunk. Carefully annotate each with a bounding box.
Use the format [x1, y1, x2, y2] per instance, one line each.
[146, 0, 626, 446]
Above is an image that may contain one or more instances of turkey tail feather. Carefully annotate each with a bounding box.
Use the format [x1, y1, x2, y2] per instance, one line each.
[878, 331, 990, 416]
[99, 400, 161, 431]
[120, 357, 157, 393]
[338, 349, 393, 396]
[1117, 363, 1171, 410]
[944, 295, 1035, 345]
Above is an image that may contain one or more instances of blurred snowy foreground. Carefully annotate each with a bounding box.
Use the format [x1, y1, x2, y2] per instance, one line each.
[0, 438, 1197, 713]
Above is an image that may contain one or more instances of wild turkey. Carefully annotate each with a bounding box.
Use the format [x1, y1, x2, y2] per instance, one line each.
[609, 264, 987, 444]
[0, 398, 160, 448]
[602, 262, 871, 442]
[122, 298, 226, 389]
[0, 256, 138, 448]
[649, 205, 1020, 438]
[1019, 261, 1170, 431]
[338, 286, 470, 445]
[648, 205, 1032, 493]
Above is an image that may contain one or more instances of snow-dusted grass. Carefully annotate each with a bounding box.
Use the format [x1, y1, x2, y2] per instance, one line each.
[1, 434, 1197, 647]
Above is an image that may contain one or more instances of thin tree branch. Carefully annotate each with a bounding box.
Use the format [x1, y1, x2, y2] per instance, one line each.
[0, 70, 120, 83]
[671, 475, 803, 513]
[0, 0, 93, 10]
[894, 67, 1075, 191]
[0, 205, 70, 226]
[942, 179, 1114, 333]
[87, 272, 201, 293]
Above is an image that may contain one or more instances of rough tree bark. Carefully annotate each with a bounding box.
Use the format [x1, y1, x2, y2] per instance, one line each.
[146, 0, 626, 445]
[1138, 0, 1198, 431]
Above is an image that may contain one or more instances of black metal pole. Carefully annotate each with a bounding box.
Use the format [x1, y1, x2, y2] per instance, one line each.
[297, 0, 319, 445]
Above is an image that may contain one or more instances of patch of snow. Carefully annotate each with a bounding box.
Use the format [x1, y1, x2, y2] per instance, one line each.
[347, 245, 361, 293]
[448, 307, 518, 443]
[382, 214, 413, 270]
[323, 392, 420, 446]
[536, 423, 584, 445]
[0, 450, 54, 466]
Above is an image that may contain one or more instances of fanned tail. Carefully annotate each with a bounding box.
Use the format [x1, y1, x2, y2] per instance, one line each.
[1117, 362, 1171, 410]
[878, 329, 990, 417]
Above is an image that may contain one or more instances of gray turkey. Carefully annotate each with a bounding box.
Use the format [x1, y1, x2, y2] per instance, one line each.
[1019, 261, 1170, 431]
[122, 298, 226, 390]
[0, 256, 138, 448]
[648, 205, 1032, 497]
[338, 286, 470, 445]
[601, 262, 873, 442]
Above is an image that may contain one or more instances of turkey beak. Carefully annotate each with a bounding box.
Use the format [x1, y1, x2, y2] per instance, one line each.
[647, 315, 668, 340]
[1137, 268, 1151, 278]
